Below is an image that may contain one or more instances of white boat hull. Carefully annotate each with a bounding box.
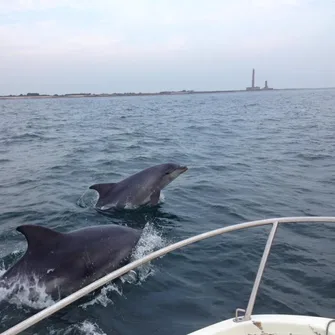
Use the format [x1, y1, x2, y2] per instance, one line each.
[188, 314, 335, 335]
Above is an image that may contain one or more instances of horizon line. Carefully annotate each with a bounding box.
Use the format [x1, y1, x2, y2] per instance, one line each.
[1, 86, 334, 100]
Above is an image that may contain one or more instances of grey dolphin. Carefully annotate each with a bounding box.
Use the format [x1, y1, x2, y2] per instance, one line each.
[89, 163, 188, 210]
[0, 224, 142, 298]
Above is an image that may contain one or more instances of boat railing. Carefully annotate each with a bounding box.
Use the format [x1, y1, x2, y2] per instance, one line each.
[2, 216, 335, 335]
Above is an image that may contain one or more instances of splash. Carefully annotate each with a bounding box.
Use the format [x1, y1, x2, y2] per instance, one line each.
[80, 221, 168, 308]
[159, 191, 165, 204]
[77, 321, 107, 335]
[0, 261, 6, 277]
[80, 283, 122, 309]
[127, 221, 167, 282]
[0, 266, 56, 310]
[123, 202, 139, 210]
[48, 321, 107, 335]
[104, 195, 166, 211]
[77, 189, 166, 210]
[76, 189, 99, 208]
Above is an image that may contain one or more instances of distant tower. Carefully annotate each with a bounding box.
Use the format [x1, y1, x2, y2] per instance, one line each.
[246, 68, 260, 91]
[262, 80, 273, 90]
[252, 69, 255, 88]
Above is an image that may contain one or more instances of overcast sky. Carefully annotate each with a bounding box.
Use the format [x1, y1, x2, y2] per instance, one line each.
[0, 0, 334, 95]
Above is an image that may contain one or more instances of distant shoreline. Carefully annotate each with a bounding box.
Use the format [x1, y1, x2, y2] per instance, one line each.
[0, 87, 334, 100]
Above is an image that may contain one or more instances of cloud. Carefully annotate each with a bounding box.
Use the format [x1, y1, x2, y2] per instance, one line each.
[0, 0, 67, 13]
[0, 0, 334, 94]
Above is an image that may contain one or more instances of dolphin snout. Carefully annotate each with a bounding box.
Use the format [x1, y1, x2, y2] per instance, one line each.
[179, 166, 188, 173]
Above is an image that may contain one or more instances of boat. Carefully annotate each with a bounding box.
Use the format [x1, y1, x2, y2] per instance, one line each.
[190, 314, 335, 335]
[2, 216, 335, 335]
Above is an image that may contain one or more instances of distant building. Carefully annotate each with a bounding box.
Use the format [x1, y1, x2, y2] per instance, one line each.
[262, 80, 273, 90]
[246, 69, 260, 91]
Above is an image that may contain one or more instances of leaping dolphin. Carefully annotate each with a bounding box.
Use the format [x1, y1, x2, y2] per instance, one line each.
[89, 163, 188, 210]
[0, 224, 142, 298]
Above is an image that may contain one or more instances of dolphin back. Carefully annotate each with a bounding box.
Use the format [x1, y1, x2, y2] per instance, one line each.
[1, 224, 143, 298]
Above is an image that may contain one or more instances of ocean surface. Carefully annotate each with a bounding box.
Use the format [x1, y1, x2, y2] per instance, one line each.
[0, 89, 335, 335]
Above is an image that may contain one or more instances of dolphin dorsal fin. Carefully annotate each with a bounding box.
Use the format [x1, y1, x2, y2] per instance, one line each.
[16, 225, 63, 253]
[89, 183, 117, 197]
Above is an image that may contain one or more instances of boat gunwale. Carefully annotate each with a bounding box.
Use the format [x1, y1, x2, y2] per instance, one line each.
[188, 314, 335, 335]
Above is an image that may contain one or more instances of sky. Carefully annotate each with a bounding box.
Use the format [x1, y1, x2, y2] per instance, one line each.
[0, 0, 334, 95]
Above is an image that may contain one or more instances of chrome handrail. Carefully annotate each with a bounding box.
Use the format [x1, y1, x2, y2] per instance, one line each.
[2, 216, 335, 335]
[244, 221, 278, 321]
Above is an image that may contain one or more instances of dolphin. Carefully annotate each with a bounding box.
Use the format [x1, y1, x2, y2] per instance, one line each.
[89, 163, 188, 210]
[0, 224, 142, 298]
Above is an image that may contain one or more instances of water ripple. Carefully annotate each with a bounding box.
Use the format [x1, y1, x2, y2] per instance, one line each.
[0, 89, 335, 334]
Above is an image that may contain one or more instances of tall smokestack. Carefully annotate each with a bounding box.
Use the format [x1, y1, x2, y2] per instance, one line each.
[252, 69, 255, 88]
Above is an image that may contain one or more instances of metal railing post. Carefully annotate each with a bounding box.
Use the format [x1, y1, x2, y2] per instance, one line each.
[243, 221, 279, 321]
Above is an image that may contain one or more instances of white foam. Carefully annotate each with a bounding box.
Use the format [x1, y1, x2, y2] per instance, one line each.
[78, 189, 166, 210]
[124, 192, 165, 209]
[139, 221, 167, 253]
[123, 202, 139, 210]
[0, 262, 6, 277]
[120, 221, 167, 285]
[159, 191, 165, 203]
[80, 221, 167, 308]
[0, 270, 56, 310]
[77, 321, 107, 335]
[48, 321, 107, 335]
[76, 189, 99, 208]
[80, 283, 122, 309]
[1, 259, 56, 310]
[101, 202, 120, 210]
